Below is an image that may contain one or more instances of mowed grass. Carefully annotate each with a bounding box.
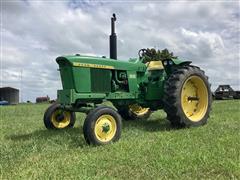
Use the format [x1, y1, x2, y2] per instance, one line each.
[0, 100, 239, 179]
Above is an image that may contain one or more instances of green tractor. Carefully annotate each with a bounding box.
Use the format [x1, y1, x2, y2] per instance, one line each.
[44, 14, 212, 145]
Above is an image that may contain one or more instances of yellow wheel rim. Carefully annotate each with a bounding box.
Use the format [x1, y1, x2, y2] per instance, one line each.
[129, 104, 149, 116]
[94, 115, 117, 142]
[51, 109, 71, 128]
[181, 75, 208, 122]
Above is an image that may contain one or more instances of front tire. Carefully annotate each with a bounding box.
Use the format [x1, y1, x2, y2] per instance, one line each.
[163, 65, 212, 127]
[43, 103, 76, 129]
[83, 106, 122, 145]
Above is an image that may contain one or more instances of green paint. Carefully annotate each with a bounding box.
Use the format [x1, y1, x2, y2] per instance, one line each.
[56, 54, 190, 111]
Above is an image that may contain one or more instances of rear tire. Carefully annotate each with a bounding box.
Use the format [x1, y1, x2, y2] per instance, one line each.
[163, 65, 212, 127]
[43, 103, 76, 129]
[83, 106, 122, 145]
[115, 104, 151, 120]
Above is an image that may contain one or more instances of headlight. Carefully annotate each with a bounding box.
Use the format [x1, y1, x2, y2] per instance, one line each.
[163, 61, 168, 66]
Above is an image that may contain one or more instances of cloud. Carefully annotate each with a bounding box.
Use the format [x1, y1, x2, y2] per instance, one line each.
[1, 0, 240, 101]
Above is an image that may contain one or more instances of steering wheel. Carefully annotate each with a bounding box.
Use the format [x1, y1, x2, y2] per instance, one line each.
[138, 48, 147, 58]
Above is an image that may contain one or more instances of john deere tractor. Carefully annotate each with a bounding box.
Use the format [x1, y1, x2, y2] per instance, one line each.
[44, 14, 212, 145]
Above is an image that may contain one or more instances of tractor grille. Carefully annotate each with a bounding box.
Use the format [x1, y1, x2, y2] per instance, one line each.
[90, 69, 111, 93]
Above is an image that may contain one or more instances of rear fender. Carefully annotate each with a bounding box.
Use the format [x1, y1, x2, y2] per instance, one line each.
[163, 58, 192, 75]
[172, 58, 192, 66]
[177, 61, 192, 66]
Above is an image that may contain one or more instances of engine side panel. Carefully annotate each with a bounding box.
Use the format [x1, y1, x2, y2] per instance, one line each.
[90, 69, 111, 93]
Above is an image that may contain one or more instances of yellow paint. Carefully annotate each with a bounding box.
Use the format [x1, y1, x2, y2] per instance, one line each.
[129, 104, 150, 116]
[181, 75, 208, 122]
[51, 109, 71, 128]
[73, 62, 114, 70]
[147, 61, 164, 70]
[94, 115, 117, 142]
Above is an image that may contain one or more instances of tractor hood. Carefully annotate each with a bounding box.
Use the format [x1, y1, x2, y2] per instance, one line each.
[56, 55, 147, 72]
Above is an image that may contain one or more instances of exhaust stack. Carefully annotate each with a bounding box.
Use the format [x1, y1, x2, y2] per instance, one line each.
[110, 13, 117, 60]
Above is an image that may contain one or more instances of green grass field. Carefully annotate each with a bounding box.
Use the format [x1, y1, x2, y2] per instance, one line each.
[1, 100, 239, 179]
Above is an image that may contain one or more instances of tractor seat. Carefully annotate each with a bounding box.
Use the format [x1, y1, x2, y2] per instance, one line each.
[146, 61, 164, 71]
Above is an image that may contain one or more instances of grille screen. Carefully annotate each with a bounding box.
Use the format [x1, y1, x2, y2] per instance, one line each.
[91, 69, 111, 93]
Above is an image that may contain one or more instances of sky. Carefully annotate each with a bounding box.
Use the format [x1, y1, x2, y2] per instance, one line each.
[1, 0, 240, 102]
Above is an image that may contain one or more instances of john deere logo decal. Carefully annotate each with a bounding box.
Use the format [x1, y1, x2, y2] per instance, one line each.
[73, 62, 114, 70]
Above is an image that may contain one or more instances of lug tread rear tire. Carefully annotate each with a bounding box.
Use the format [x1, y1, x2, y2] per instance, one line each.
[163, 65, 212, 127]
[115, 105, 151, 121]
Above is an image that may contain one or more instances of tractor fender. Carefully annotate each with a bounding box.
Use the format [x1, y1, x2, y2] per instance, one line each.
[172, 58, 192, 66]
[177, 61, 192, 66]
[163, 59, 192, 75]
